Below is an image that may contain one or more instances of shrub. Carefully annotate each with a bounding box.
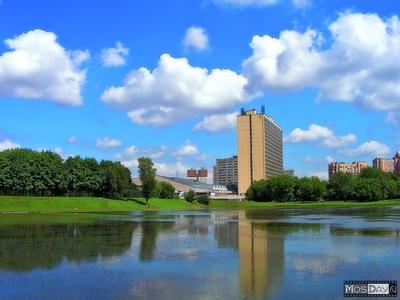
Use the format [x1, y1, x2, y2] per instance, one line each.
[197, 194, 210, 205]
[155, 181, 175, 199]
[184, 189, 197, 203]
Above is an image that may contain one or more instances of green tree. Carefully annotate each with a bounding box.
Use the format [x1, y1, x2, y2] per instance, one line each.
[155, 181, 175, 199]
[184, 189, 197, 203]
[138, 157, 156, 205]
[297, 177, 326, 201]
[327, 172, 355, 200]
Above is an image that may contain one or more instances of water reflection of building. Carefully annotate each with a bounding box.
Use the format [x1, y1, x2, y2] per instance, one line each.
[238, 212, 284, 298]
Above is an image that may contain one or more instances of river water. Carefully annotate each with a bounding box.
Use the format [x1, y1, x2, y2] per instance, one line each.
[0, 206, 399, 299]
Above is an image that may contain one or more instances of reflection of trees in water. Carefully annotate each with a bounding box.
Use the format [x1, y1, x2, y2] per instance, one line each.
[0, 221, 136, 272]
[138, 221, 175, 262]
[330, 226, 400, 237]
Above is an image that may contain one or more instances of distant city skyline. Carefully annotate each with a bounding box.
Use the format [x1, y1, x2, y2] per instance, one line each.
[0, 0, 399, 180]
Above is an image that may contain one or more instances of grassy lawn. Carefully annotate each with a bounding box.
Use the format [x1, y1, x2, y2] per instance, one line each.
[0, 196, 200, 213]
[0, 196, 399, 213]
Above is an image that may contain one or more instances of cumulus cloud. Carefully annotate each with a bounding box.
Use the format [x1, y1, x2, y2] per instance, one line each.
[243, 12, 400, 112]
[284, 124, 356, 148]
[183, 26, 209, 51]
[96, 137, 122, 149]
[101, 53, 249, 126]
[101, 41, 129, 67]
[173, 140, 199, 156]
[0, 29, 89, 105]
[213, 0, 277, 7]
[339, 141, 390, 157]
[114, 145, 190, 177]
[193, 112, 237, 133]
[0, 139, 20, 151]
[154, 161, 190, 178]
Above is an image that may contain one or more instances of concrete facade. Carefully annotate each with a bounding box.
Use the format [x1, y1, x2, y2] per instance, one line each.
[328, 161, 369, 179]
[213, 155, 238, 186]
[394, 151, 400, 175]
[373, 157, 394, 173]
[237, 109, 283, 195]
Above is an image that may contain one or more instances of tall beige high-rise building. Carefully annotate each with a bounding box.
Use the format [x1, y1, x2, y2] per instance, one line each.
[394, 151, 400, 175]
[237, 108, 283, 195]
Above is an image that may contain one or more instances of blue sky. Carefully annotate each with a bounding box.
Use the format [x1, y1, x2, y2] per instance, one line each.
[0, 0, 399, 179]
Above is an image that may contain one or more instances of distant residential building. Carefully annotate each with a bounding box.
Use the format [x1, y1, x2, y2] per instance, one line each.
[284, 169, 295, 176]
[328, 161, 369, 179]
[373, 157, 394, 173]
[187, 168, 208, 183]
[237, 107, 283, 195]
[394, 151, 400, 175]
[213, 156, 238, 186]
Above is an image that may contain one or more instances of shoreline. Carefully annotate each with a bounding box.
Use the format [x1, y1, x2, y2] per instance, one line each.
[0, 196, 399, 214]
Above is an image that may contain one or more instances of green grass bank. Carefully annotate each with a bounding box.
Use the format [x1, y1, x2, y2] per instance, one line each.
[0, 196, 200, 213]
[0, 196, 399, 213]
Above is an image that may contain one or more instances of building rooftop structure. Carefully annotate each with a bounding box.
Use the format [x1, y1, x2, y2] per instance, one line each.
[133, 175, 229, 195]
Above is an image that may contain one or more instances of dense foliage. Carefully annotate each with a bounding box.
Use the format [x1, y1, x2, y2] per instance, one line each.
[155, 181, 176, 199]
[0, 149, 133, 198]
[197, 194, 210, 205]
[184, 189, 197, 203]
[138, 157, 157, 205]
[246, 168, 400, 202]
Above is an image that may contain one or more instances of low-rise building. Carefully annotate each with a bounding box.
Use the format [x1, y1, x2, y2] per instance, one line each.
[133, 175, 229, 196]
[328, 161, 369, 179]
[187, 168, 208, 183]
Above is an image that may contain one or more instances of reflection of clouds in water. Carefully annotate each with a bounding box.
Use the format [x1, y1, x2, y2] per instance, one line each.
[292, 254, 350, 275]
[130, 276, 185, 299]
[158, 250, 201, 262]
[98, 256, 123, 267]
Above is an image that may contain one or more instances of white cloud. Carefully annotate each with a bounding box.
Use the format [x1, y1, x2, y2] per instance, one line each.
[339, 141, 390, 157]
[0, 29, 89, 105]
[101, 41, 129, 67]
[243, 12, 400, 112]
[284, 124, 356, 148]
[0, 139, 20, 151]
[154, 161, 189, 178]
[193, 112, 237, 133]
[96, 137, 122, 149]
[292, 0, 311, 8]
[101, 53, 249, 126]
[183, 26, 209, 51]
[173, 140, 199, 156]
[68, 136, 78, 144]
[325, 155, 335, 163]
[213, 0, 277, 7]
[386, 111, 400, 128]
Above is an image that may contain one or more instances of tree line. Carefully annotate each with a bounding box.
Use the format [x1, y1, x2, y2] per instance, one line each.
[0, 148, 133, 198]
[246, 167, 400, 202]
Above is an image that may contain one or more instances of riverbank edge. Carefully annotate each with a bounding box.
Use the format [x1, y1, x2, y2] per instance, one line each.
[0, 196, 400, 213]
